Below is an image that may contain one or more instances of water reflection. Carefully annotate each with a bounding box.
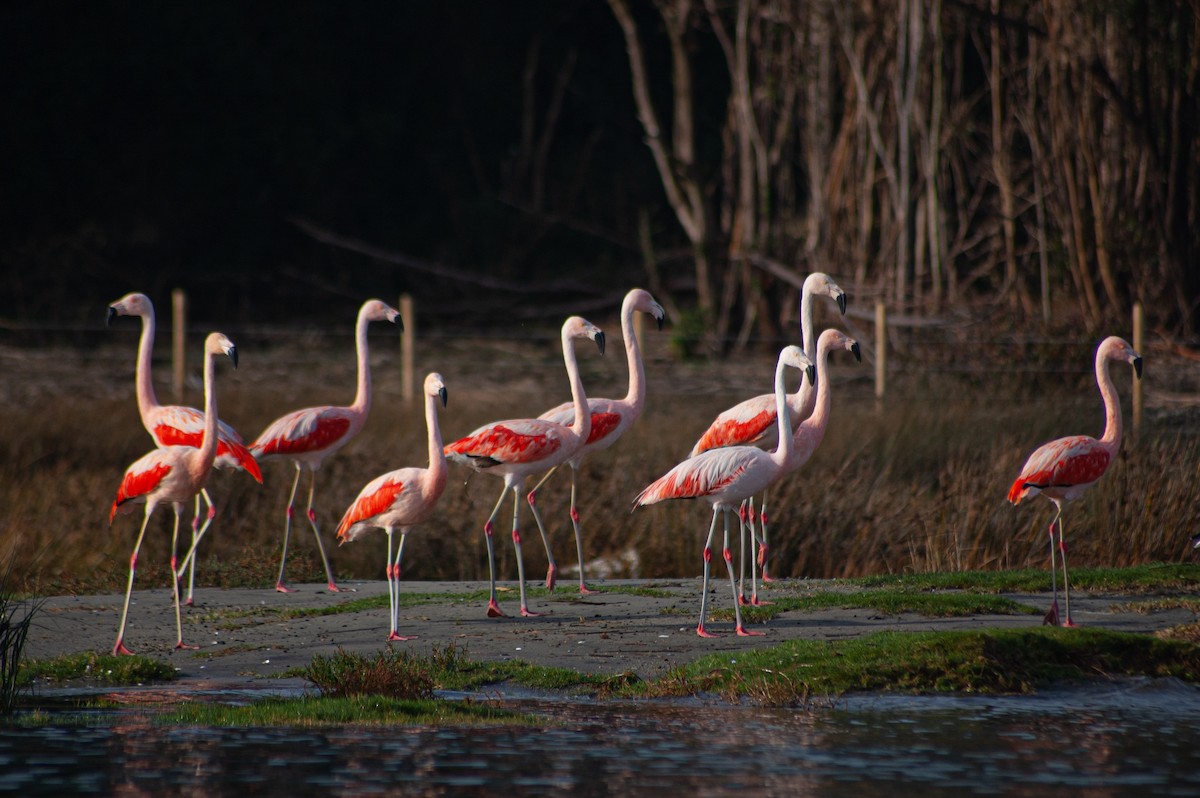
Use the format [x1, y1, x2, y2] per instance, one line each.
[3, 681, 1199, 796]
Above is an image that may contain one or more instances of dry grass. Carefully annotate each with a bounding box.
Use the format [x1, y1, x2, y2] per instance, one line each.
[2, 329, 1198, 595]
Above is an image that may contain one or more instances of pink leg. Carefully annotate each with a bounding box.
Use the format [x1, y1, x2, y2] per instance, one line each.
[304, 471, 346, 592]
[483, 487, 508, 617]
[526, 488, 558, 591]
[170, 508, 198, 651]
[567, 469, 596, 594]
[1043, 505, 1062, 626]
[276, 467, 303, 593]
[759, 490, 775, 583]
[736, 501, 750, 605]
[722, 512, 763, 637]
[113, 510, 153, 656]
[387, 532, 416, 641]
[1057, 515, 1078, 627]
[696, 511, 720, 638]
[511, 489, 542, 617]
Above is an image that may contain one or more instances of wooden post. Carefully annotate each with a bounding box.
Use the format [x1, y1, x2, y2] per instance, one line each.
[875, 301, 887, 401]
[172, 288, 186, 403]
[1132, 301, 1144, 438]
[400, 293, 415, 403]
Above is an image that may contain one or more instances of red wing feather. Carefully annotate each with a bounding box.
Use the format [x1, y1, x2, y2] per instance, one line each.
[586, 412, 622, 445]
[692, 409, 775, 455]
[255, 415, 352, 457]
[446, 423, 562, 465]
[1009, 436, 1111, 504]
[337, 479, 406, 539]
[110, 461, 172, 522]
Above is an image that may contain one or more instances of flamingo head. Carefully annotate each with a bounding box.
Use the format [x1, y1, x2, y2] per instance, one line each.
[628, 288, 668, 331]
[564, 316, 605, 356]
[1100, 336, 1143, 380]
[425, 372, 448, 407]
[107, 292, 153, 325]
[804, 273, 848, 315]
[206, 332, 238, 368]
[361, 299, 404, 332]
[779, 344, 816, 385]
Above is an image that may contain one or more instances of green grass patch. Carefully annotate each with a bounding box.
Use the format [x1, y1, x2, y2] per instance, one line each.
[164, 694, 537, 727]
[849, 563, 1200, 593]
[639, 627, 1200, 704]
[20, 652, 176, 686]
[716, 589, 1037, 624]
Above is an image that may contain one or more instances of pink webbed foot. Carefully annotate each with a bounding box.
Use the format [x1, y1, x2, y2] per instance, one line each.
[736, 625, 765, 637]
[545, 564, 557, 592]
[326, 582, 349, 593]
[1043, 600, 1060, 627]
[750, 596, 774, 607]
[184, 596, 195, 607]
[275, 582, 295, 594]
[388, 632, 418, 642]
[696, 623, 719, 639]
[738, 594, 749, 607]
[520, 606, 544, 618]
[761, 571, 777, 584]
[174, 641, 200, 651]
[113, 641, 135, 657]
[487, 598, 506, 618]
[1061, 618, 1080, 628]
[578, 584, 598, 595]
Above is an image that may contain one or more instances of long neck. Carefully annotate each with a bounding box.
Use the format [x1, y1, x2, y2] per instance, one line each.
[621, 301, 646, 411]
[794, 284, 817, 405]
[134, 308, 161, 417]
[803, 340, 833, 445]
[196, 349, 219, 471]
[426, 392, 447, 490]
[1097, 352, 1123, 449]
[350, 310, 373, 413]
[563, 331, 592, 442]
[771, 358, 795, 466]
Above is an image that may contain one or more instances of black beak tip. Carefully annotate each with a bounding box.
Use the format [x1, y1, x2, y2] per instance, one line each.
[106, 306, 116, 326]
[806, 364, 817, 385]
[395, 314, 404, 333]
[837, 294, 847, 315]
[439, 387, 448, 408]
[596, 331, 606, 355]
[229, 346, 239, 369]
[851, 342, 862, 362]
[1133, 356, 1144, 379]
[656, 315, 665, 332]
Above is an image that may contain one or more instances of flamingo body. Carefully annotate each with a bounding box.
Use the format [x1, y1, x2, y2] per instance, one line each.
[445, 316, 605, 616]
[250, 298, 402, 593]
[109, 332, 237, 655]
[146, 410, 261, 480]
[1007, 335, 1142, 627]
[689, 399, 779, 456]
[532, 289, 666, 591]
[634, 345, 815, 637]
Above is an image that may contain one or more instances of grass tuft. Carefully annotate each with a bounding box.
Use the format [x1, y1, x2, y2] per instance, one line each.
[20, 651, 176, 686]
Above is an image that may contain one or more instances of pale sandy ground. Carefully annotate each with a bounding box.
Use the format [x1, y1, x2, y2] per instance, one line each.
[21, 578, 1198, 693]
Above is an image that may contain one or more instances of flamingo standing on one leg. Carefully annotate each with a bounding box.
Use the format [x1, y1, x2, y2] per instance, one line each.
[688, 272, 846, 599]
[107, 292, 263, 606]
[336, 373, 449, 641]
[109, 333, 239, 655]
[1008, 335, 1143, 628]
[634, 346, 816, 638]
[532, 288, 666, 593]
[444, 317, 605, 618]
[250, 298, 402, 593]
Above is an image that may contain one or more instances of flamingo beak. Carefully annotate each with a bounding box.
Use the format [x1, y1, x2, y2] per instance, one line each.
[837, 293, 847, 315]
[439, 387, 448, 407]
[1133, 356, 1143, 379]
[106, 306, 117, 326]
[392, 312, 405, 333]
[806, 364, 817, 385]
[595, 331, 606, 355]
[653, 303, 666, 331]
[228, 345, 239, 369]
[851, 342, 862, 362]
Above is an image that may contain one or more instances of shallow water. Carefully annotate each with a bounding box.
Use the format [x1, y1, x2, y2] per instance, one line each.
[3, 679, 1200, 796]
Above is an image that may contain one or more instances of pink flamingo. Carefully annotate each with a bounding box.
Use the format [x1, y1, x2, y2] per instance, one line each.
[107, 292, 263, 605]
[336, 373, 449, 641]
[444, 316, 605, 617]
[634, 345, 816, 638]
[532, 288, 665, 593]
[689, 273, 847, 592]
[109, 332, 239, 655]
[250, 298, 402, 593]
[1008, 335, 1142, 627]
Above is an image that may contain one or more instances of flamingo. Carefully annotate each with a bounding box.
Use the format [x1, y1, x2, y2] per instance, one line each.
[444, 316, 606, 618]
[109, 332, 239, 655]
[688, 272, 847, 594]
[1008, 335, 1143, 627]
[634, 345, 816, 638]
[107, 292, 263, 606]
[249, 298, 402, 593]
[532, 288, 666, 593]
[335, 373, 449, 641]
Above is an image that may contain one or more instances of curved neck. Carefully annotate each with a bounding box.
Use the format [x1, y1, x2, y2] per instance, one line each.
[1097, 352, 1123, 449]
[426, 392, 447, 485]
[621, 301, 646, 411]
[134, 308, 161, 416]
[795, 284, 817, 404]
[563, 330, 592, 442]
[805, 340, 834, 442]
[772, 357, 796, 465]
[350, 309, 373, 413]
[196, 348, 220, 471]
